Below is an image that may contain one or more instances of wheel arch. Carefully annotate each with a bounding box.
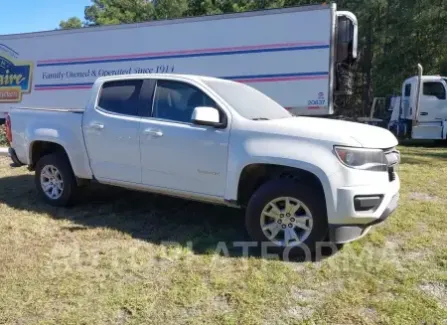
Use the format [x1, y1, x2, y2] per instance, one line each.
[29, 140, 73, 171]
[233, 161, 335, 219]
[23, 124, 93, 179]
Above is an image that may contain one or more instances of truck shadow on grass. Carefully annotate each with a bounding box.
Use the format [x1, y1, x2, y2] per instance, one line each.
[399, 143, 447, 165]
[0, 173, 338, 262]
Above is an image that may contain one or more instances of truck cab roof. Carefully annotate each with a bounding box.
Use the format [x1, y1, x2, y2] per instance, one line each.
[94, 73, 230, 85]
[404, 75, 447, 83]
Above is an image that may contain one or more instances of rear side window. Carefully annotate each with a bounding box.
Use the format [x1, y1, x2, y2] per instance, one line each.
[98, 80, 143, 116]
[404, 84, 411, 97]
[423, 82, 446, 100]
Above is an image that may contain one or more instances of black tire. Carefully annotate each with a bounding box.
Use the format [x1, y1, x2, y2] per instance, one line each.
[245, 178, 328, 257]
[35, 153, 78, 207]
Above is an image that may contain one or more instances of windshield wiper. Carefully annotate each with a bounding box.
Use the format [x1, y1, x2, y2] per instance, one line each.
[252, 117, 270, 120]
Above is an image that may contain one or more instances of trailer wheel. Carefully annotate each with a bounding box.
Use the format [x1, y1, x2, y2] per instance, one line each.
[35, 153, 78, 207]
[245, 178, 328, 257]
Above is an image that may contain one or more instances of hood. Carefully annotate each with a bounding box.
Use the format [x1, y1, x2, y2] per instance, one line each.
[257, 116, 399, 149]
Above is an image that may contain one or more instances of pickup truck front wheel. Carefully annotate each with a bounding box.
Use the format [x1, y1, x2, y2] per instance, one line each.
[35, 153, 78, 207]
[245, 178, 328, 256]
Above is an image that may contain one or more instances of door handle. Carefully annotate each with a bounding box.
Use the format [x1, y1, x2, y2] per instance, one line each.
[143, 128, 163, 137]
[420, 112, 428, 116]
[89, 122, 104, 130]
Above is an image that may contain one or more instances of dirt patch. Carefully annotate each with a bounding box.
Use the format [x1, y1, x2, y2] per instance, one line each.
[289, 282, 343, 321]
[405, 249, 431, 262]
[358, 307, 379, 322]
[292, 288, 321, 302]
[384, 240, 400, 250]
[211, 294, 232, 312]
[288, 287, 322, 321]
[419, 282, 447, 309]
[408, 192, 439, 202]
[115, 307, 132, 325]
[287, 305, 315, 321]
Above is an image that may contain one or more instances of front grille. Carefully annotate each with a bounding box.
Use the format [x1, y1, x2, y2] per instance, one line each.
[384, 148, 400, 182]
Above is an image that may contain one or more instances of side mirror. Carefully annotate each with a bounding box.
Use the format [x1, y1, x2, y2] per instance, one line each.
[191, 106, 225, 128]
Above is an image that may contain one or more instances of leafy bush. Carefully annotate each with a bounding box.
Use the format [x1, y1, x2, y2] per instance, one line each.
[0, 125, 8, 147]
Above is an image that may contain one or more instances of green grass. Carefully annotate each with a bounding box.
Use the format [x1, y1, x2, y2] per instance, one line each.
[0, 125, 7, 147]
[0, 145, 446, 324]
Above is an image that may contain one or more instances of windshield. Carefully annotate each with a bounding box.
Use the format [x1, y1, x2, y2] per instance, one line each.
[203, 79, 292, 120]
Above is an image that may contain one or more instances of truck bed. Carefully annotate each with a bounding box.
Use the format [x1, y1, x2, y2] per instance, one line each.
[8, 106, 92, 179]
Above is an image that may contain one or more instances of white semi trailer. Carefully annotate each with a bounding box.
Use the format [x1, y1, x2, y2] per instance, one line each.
[0, 3, 358, 120]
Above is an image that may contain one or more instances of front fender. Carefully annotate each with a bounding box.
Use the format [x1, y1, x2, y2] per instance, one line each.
[225, 136, 341, 218]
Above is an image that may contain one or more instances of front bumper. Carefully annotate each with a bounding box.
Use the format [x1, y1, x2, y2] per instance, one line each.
[329, 192, 399, 243]
[327, 167, 400, 244]
[325, 146, 400, 244]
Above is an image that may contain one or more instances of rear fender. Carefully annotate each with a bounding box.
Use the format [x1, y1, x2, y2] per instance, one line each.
[26, 127, 92, 179]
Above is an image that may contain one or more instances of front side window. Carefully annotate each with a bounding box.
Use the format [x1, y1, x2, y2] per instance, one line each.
[404, 83, 411, 97]
[98, 79, 143, 116]
[423, 82, 446, 100]
[153, 80, 217, 123]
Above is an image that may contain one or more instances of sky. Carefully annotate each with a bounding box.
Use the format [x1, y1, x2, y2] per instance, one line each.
[0, 0, 91, 35]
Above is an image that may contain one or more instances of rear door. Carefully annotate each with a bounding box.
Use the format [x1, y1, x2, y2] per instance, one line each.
[83, 79, 143, 184]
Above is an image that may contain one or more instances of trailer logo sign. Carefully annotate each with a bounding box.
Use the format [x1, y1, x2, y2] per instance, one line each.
[0, 51, 33, 103]
[308, 91, 326, 106]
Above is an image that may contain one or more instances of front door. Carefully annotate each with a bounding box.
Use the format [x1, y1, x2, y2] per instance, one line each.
[139, 79, 230, 197]
[402, 82, 412, 119]
[419, 80, 447, 122]
[83, 79, 143, 184]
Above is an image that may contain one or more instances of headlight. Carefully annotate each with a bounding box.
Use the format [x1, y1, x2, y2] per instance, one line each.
[334, 146, 387, 171]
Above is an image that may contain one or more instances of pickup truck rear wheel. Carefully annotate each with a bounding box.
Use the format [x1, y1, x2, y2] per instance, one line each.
[245, 178, 328, 256]
[35, 153, 78, 207]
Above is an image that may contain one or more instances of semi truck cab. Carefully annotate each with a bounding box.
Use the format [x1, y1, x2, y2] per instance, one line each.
[389, 72, 447, 140]
[403, 75, 447, 122]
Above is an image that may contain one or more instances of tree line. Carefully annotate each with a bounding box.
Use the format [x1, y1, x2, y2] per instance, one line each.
[60, 0, 447, 117]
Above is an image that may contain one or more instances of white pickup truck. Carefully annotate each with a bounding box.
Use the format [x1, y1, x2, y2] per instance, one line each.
[6, 74, 401, 252]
